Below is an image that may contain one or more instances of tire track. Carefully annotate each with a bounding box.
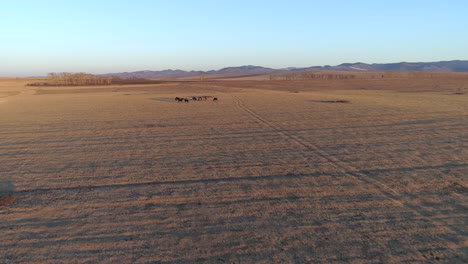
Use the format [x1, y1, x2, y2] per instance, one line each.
[232, 95, 465, 238]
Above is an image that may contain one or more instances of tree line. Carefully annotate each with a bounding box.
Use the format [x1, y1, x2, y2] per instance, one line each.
[269, 72, 357, 80]
[269, 70, 468, 81]
[46, 72, 114, 86]
[27, 72, 163, 86]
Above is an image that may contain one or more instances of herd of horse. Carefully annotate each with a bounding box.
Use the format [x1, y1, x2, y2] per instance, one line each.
[174, 96, 218, 103]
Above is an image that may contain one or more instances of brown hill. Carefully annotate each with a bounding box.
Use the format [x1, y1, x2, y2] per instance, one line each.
[103, 60, 468, 79]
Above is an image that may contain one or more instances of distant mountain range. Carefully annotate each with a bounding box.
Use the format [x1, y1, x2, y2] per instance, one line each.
[104, 60, 468, 79]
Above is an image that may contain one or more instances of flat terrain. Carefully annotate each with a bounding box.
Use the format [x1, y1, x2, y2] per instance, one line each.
[0, 76, 467, 263]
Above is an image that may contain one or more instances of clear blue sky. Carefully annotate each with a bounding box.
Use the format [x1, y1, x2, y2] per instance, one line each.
[1, 0, 467, 76]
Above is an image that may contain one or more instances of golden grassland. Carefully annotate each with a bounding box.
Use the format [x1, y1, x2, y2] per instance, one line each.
[0, 73, 467, 263]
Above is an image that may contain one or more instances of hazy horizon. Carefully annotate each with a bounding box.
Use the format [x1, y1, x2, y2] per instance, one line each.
[8, 59, 468, 78]
[2, 0, 467, 77]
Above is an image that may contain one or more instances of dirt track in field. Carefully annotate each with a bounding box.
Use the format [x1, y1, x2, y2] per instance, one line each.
[0, 77, 467, 263]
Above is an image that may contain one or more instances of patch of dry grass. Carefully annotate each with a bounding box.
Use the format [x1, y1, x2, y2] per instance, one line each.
[0, 75, 466, 263]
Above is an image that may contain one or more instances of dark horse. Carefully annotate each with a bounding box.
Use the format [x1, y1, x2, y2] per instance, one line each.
[213, 97, 218, 101]
[184, 98, 189, 103]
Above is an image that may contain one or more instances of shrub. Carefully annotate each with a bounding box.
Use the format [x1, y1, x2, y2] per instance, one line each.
[0, 179, 16, 207]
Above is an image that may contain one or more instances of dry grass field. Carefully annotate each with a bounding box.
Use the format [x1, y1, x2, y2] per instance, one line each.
[0, 75, 467, 263]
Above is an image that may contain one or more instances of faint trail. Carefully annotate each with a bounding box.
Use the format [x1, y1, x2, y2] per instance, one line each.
[232, 95, 466, 238]
[0, 91, 22, 104]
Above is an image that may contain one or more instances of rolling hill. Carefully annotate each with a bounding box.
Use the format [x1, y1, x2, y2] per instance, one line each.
[104, 60, 468, 79]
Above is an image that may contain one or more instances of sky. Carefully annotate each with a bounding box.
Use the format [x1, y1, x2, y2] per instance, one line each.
[1, 0, 467, 76]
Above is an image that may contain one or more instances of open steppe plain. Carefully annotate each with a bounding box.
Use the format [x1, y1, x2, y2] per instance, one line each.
[0, 75, 467, 263]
